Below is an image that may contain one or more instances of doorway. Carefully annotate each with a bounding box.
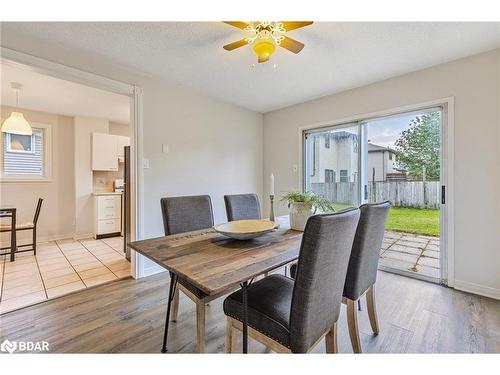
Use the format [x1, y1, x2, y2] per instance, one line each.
[0, 48, 143, 313]
[302, 103, 450, 284]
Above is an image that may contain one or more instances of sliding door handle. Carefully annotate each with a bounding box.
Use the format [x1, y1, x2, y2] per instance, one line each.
[441, 185, 446, 204]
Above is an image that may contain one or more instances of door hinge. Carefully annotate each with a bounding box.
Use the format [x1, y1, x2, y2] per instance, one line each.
[441, 185, 446, 204]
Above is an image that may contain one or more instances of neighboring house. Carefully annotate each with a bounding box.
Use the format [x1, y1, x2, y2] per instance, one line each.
[306, 131, 359, 184]
[306, 134, 403, 183]
[367, 142, 402, 182]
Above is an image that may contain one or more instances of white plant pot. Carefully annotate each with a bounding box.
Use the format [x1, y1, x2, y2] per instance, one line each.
[289, 203, 314, 231]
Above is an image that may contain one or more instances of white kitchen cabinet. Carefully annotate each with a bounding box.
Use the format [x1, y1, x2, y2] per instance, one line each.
[116, 135, 130, 161]
[92, 133, 119, 171]
[94, 194, 122, 238]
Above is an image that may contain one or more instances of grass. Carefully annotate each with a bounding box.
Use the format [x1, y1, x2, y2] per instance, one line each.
[386, 207, 440, 237]
[327, 203, 440, 237]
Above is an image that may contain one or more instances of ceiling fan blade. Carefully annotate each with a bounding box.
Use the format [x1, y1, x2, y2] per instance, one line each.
[258, 55, 270, 63]
[281, 21, 313, 31]
[223, 39, 249, 51]
[223, 21, 249, 30]
[279, 36, 305, 54]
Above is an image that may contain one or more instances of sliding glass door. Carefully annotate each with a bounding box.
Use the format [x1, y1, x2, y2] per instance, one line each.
[303, 106, 444, 284]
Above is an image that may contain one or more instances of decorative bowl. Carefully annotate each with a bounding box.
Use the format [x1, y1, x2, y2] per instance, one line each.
[213, 219, 279, 240]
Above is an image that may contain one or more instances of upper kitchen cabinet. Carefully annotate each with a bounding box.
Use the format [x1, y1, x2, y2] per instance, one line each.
[92, 133, 118, 171]
[92, 132, 131, 171]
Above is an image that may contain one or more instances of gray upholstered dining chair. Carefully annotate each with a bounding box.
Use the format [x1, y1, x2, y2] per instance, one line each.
[223, 208, 360, 353]
[342, 201, 390, 353]
[160, 195, 215, 353]
[224, 193, 261, 221]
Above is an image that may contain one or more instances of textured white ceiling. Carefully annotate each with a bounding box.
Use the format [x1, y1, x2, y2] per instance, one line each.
[2, 22, 500, 113]
[1, 63, 130, 123]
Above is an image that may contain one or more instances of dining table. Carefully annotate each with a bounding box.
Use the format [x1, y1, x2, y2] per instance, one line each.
[128, 216, 302, 353]
[0, 205, 17, 262]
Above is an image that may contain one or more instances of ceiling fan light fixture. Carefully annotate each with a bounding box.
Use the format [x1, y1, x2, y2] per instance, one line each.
[252, 39, 276, 63]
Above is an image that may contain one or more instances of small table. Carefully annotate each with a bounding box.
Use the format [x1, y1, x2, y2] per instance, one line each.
[0, 206, 17, 262]
[128, 217, 301, 353]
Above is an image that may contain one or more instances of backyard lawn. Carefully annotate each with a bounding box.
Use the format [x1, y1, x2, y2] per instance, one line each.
[331, 203, 439, 237]
[386, 207, 440, 237]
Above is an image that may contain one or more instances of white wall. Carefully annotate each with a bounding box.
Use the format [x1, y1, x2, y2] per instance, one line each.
[0, 30, 264, 273]
[73, 116, 109, 237]
[263, 49, 500, 297]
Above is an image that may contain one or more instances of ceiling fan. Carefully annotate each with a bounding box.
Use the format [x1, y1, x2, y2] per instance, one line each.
[222, 21, 313, 63]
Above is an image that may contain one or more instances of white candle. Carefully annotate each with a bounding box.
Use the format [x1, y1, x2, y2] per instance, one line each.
[270, 173, 275, 196]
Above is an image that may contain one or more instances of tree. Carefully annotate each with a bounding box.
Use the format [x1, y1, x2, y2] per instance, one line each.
[394, 112, 440, 180]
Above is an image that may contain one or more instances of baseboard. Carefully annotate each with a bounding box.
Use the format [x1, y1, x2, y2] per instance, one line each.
[0, 233, 74, 247]
[454, 280, 500, 300]
[73, 232, 95, 241]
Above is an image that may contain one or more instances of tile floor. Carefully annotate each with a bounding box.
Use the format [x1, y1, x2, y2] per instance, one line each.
[379, 231, 440, 279]
[0, 236, 130, 314]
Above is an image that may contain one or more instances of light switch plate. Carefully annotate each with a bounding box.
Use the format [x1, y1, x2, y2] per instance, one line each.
[162, 144, 169, 154]
[143, 158, 150, 169]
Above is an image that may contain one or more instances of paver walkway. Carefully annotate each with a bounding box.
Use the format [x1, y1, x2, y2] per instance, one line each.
[379, 231, 440, 279]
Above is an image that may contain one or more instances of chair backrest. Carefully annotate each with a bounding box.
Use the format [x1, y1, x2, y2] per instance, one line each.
[33, 198, 43, 225]
[224, 193, 261, 221]
[343, 201, 390, 300]
[289, 208, 360, 353]
[160, 195, 214, 235]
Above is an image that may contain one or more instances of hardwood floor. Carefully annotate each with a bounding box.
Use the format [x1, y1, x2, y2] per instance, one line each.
[0, 270, 498, 353]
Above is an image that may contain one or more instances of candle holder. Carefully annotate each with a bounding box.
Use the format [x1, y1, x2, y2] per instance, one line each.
[269, 195, 275, 222]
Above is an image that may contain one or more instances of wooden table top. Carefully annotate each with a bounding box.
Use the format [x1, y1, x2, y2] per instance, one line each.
[128, 218, 302, 295]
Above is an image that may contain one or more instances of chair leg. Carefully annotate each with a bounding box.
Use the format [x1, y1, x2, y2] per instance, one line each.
[325, 322, 338, 353]
[196, 301, 206, 353]
[366, 286, 380, 335]
[225, 317, 233, 353]
[32, 228, 37, 255]
[346, 298, 362, 353]
[170, 287, 179, 322]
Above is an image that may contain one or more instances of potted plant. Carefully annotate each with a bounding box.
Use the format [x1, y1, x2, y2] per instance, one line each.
[280, 191, 336, 231]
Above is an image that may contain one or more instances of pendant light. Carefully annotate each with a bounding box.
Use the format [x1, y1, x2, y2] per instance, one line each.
[1, 82, 33, 135]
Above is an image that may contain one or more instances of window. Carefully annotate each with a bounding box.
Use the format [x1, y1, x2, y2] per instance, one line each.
[324, 136, 330, 149]
[389, 152, 393, 160]
[325, 169, 335, 183]
[1, 122, 51, 181]
[340, 169, 348, 182]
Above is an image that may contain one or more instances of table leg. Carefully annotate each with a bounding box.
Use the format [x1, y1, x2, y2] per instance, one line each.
[10, 209, 16, 262]
[161, 272, 178, 353]
[240, 281, 248, 354]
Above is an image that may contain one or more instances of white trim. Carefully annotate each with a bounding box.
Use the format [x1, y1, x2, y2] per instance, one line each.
[454, 280, 500, 300]
[1, 47, 134, 96]
[0, 48, 143, 279]
[297, 97, 455, 286]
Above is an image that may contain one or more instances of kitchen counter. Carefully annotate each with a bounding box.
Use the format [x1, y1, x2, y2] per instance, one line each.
[92, 191, 123, 196]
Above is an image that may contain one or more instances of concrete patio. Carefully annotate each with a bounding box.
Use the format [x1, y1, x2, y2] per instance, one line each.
[379, 231, 440, 279]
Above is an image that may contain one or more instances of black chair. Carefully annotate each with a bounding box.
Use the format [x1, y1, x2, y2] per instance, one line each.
[343, 201, 390, 353]
[0, 198, 43, 258]
[223, 208, 360, 353]
[160, 195, 214, 353]
[224, 193, 261, 221]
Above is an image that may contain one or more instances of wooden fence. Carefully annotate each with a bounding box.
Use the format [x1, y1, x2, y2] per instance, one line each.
[310, 181, 440, 209]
